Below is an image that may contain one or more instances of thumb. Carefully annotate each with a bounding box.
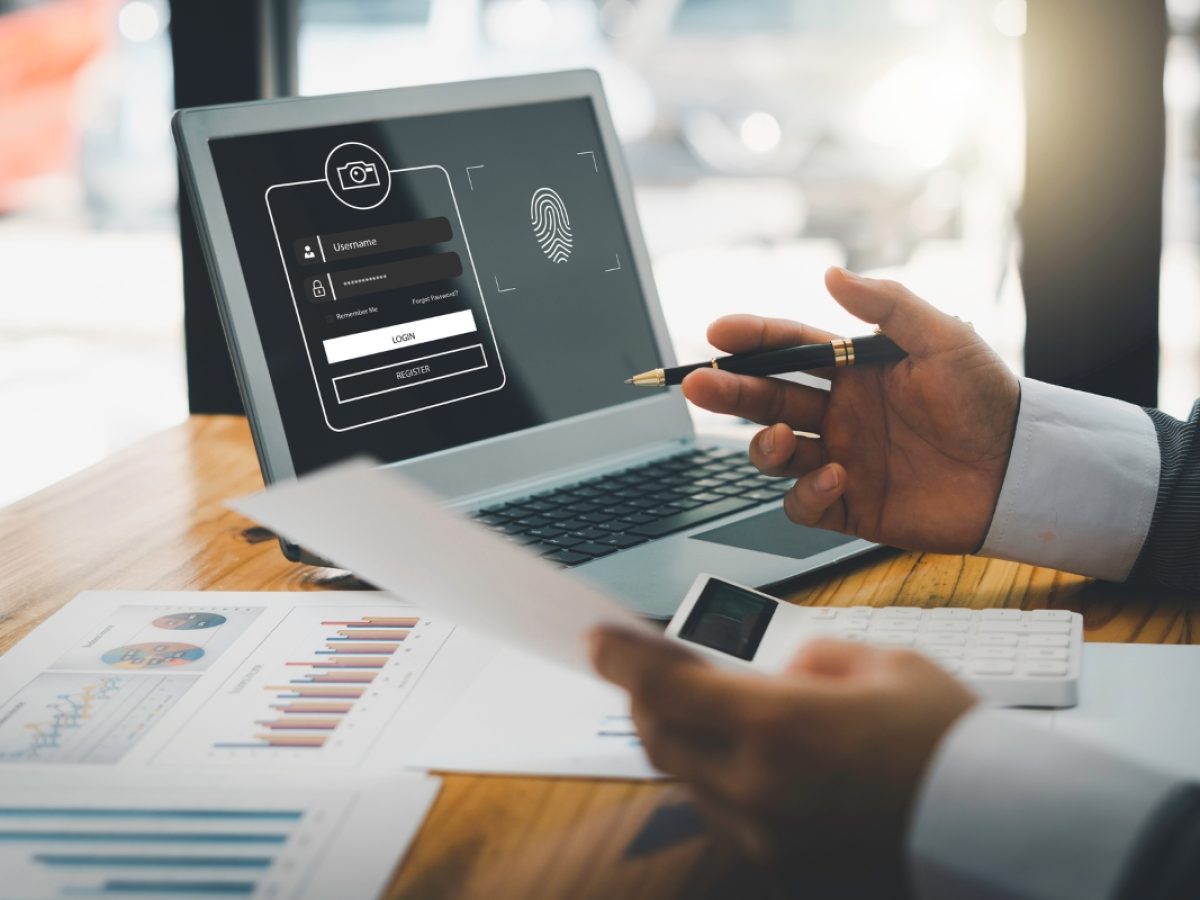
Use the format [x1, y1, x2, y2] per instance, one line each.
[786, 636, 876, 677]
[824, 267, 973, 357]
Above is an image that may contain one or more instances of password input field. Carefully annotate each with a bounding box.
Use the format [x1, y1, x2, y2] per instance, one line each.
[322, 309, 479, 365]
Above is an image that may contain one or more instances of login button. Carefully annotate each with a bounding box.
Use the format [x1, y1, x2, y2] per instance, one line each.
[333, 343, 487, 403]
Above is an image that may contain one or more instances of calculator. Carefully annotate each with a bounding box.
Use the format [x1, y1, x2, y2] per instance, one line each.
[665, 575, 1081, 708]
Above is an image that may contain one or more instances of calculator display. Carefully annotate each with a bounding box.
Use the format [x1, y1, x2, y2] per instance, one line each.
[678, 580, 776, 661]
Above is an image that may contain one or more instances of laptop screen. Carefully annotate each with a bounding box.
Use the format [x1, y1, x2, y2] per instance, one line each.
[208, 97, 662, 475]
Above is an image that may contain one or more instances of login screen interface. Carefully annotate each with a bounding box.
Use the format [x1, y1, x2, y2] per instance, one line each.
[209, 99, 661, 472]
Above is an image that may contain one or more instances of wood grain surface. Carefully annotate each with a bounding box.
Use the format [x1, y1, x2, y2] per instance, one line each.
[0, 416, 1193, 899]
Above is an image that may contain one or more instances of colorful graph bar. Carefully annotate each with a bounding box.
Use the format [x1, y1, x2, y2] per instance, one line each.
[0, 832, 287, 843]
[266, 685, 364, 699]
[256, 718, 341, 731]
[292, 673, 376, 684]
[331, 629, 410, 641]
[0, 809, 300, 820]
[286, 658, 389, 669]
[271, 702, 353, 714]
[321, 618, 419, 628]
[316, 644, 397, 655]
[96, 879, 256, 894]
[35, 854, 274, 869]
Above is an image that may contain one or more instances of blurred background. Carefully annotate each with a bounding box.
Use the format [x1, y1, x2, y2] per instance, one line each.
[0, 0, 1196, 506]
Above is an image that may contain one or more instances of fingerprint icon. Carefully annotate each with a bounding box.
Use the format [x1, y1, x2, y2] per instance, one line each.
[531, 187, 573, 264]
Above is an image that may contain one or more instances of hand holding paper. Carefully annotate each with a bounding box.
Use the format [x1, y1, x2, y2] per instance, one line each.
[231, 459, 661, 675]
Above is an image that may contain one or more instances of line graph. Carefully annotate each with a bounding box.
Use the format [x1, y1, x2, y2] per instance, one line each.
[0, 673, 196, 764]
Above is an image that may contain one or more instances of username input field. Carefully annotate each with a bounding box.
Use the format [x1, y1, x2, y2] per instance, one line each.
[322, 309, 479, 365]
[294, 217, 452, 265]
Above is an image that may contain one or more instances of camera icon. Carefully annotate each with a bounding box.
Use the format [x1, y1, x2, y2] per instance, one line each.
[336, 161, 381, 191]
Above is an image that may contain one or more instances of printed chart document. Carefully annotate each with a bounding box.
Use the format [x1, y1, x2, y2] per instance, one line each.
[232, 459, 659, 676]
[0, 767, 438, 900]
[0, 591, 486, 771]
[409, 648, 658, 780]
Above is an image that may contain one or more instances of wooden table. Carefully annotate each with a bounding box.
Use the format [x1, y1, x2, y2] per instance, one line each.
[1, 416, 1196, 899]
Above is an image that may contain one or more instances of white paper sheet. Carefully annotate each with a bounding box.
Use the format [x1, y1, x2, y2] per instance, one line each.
[231, 459, 659, 676]
[1015, 642, 1200, 780]
[408, 648, 660, 780]
[0, 766, 439, 900]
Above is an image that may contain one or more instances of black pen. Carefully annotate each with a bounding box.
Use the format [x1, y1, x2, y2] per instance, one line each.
[624, 332, 908, 387]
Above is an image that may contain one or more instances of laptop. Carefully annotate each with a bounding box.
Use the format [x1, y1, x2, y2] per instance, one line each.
[172, 69, 876, 618]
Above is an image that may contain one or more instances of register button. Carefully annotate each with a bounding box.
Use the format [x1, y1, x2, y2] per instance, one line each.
[333, 344, 487, 403]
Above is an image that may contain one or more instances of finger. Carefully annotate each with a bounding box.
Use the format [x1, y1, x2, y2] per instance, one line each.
[707, 314, 840, 354]
[781, 463, 847, 530]
[681, 369, 828, 429]
[748, 424, 826, 478]
[786, 636, 879, 678]
[589, 627, 765, 731]
[824, 267, 974, 357]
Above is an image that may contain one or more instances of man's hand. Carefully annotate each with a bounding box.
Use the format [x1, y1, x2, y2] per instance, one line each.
[683, 268, 1020, 553]
[590, 626, 977, 895]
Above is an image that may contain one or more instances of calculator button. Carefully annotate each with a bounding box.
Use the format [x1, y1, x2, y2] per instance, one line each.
[1031, 610, 1073, 622]
[1023, 647, 1069, 661]
[972, 647, 1017, 660]
[981, 609, 1022, 621]
[974, 633, 1018, 647]
[918, 633, 967, 646]
[878, 607, 921, 619]
[1021, 661, 1069, 677]
[1027, 634, 1070, 647]
[870, 631, 916, 645]
[871, 619, 919, 632]
[1030, 622, 1071, 634]
[979, 622, 1023, 633]
[967, 660, 1016, 676]
[925, 621, 969, 633]
[930, 608, 972, 620]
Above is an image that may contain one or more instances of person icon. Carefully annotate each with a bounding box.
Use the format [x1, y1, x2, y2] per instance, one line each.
[304, 245, 316, 260]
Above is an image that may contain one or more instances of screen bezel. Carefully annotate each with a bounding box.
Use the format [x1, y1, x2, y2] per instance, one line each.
[173, 70, 692, 499]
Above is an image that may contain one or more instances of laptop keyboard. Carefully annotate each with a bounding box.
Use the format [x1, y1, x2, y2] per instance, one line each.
[471, 448, 792, 567]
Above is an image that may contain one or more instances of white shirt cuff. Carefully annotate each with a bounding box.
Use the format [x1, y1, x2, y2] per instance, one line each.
[979, 377, 1159, 581]
[907, 707, 1180, 900]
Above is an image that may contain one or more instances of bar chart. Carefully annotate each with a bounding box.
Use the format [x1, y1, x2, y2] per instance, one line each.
[156, 608, 454, 766]
[0, 769, 438, 900]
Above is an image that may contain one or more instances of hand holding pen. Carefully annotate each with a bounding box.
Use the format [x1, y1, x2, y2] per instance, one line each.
[661, 267, 1021, 555]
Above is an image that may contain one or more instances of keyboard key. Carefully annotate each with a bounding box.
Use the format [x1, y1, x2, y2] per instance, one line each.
[601, 534, 648, 549]
[541, 549, 592, 566]
[878, 607, 922, 619]
[923, 646, 965, 659]
[847, 606, 875, 618]
[627, 498, 760, 538]
[979, 622, 1023, 634]
[808, 608, 839, 619]
[870, 619, 918, 632]
[839, 618, 871, 631]
[544, 535, 584, 549]
[1021, 662, 1069, 677]
[570, 527, 610, 541]
[523, 526, 566, 541]
[571, 542, 619, 558]
[981, 609, 1022, 621]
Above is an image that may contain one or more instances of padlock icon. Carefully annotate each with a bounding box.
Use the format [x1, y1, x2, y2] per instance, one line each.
[311, 279, 327, 299]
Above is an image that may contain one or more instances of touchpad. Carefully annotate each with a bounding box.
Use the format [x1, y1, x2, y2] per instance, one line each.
[691, 507, 856, 559]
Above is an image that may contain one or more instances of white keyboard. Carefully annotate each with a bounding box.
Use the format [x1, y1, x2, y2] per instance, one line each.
[792, 606, 1082, 708]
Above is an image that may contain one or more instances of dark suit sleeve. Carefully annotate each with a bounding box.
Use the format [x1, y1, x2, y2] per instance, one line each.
[1127, 402, 1200, 589]
[1113, 784, 1200, 899]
